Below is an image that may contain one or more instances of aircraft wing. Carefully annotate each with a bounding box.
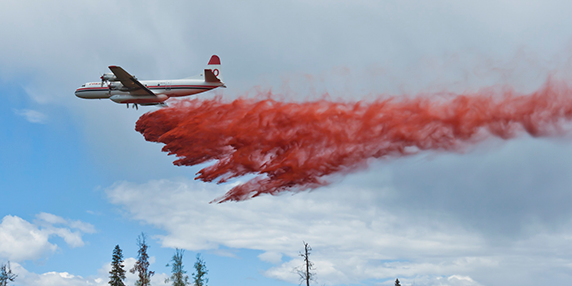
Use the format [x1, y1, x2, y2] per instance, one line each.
[108, 66, 155, 96]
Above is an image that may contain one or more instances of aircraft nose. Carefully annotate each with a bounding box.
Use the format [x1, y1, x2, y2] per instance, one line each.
[75, 88, 85, 99]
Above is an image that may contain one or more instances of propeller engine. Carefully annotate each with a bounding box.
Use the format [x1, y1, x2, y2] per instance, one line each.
[100, 73, 118, 86]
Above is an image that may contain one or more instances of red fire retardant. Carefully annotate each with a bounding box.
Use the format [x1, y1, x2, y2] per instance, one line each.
[136, 79, 572, 203]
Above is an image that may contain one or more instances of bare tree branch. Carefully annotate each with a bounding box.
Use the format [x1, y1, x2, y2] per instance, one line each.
[296, 242, 316, 286]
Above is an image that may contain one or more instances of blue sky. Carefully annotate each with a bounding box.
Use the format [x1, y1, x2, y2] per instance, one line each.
[3, 1, 572, 286]
[1, 78, 296, 285]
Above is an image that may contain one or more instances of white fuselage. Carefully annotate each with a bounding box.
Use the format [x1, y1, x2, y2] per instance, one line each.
[75, 78, 224, 104]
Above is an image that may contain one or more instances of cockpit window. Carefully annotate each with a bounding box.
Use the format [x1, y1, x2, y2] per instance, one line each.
[81, 84, 85, 87]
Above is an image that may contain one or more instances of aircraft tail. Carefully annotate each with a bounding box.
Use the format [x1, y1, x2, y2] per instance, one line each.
[205, 55, 223, 82]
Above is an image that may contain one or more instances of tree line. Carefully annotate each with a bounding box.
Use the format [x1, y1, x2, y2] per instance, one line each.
[110, 232, 208, 286]
[1, 238, 403, 286]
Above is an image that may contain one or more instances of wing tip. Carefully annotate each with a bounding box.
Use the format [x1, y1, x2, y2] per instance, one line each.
[208, 55, 221, 65]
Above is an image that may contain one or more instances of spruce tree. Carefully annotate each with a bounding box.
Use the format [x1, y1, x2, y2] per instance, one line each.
[192, 254, 208, 286]
[165, 248, 189, 286]
[109, 245, 126, 286]
[0, 261, 17, 286]
[130, 233, 155, 286]
[395, 278, 401, 286]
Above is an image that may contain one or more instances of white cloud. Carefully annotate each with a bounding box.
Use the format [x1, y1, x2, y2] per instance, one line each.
[34, 213, 96, 248]
[9, 262, 101, 286]
[13, 109, 47, 124]
[105, 168, 572, 285]
[0, 216, 56, 262]
[105, 177, 491, 285]
[385, 275, 483, 286]
[31, 272, 97, 286]
[36, 212, 67, 225]
[0, 214, 95, 262]
[444, 275, 482, 286]
[36, 212, 96, 234]
[1, 261, 484, 286]
[4, 1, 572, 285]
[7, 259, 169, 286]
[4, 0, 571, 191]
[258, 251, 282, 264]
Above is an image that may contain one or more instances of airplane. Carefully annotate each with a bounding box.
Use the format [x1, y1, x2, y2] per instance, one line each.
[75, 55, 225, 109]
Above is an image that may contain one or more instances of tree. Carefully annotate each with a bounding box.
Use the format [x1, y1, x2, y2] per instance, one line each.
[165, 248, 190, 286]
[130, 233, 155, 286]
[192, 254, 208, 286]
[0, 261, 17, 286]
[296, 241, 316, 286]
[395, 278, 401, 286]
[109, 245, 126, 286]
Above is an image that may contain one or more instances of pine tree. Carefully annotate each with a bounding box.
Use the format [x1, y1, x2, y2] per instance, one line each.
[0, 261, 17, 286]
[109, 245, 126, 286]
[130, 233, 155, 286]
[395, 278, 401, 286]
[192, 254, 208, 286]
[165, 248, 189, 286]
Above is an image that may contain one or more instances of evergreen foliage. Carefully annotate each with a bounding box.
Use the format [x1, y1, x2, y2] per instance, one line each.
[130, 233, 155, 286]
[165, 248, 190, 286]
[109, 245, 126, 286]
[0, 261, 17, 286]
[192, 254, 208, 286]
[395, 278, 401, 286]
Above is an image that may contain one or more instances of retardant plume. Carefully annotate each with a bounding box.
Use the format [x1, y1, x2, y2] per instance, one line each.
[136, 79, 572, 203]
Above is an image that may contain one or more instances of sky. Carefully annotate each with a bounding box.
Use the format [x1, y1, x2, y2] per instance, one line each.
[2, 0, 572, 285]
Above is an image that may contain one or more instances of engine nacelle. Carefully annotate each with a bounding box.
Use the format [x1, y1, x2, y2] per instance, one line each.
[101, 73, 118, 81]
[108, 82, 127, 91]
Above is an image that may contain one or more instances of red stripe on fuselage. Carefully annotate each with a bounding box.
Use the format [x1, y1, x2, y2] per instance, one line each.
[76, 87, 108, 91]
[147, 85, 219, 89]
[76, 85, 219, 92]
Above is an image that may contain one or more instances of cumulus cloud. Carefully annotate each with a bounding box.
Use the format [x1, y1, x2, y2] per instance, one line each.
[0, 216, 56, 262]
[36, 213, 67, 225]
[386, 275, 483, 286]
[7, 258, 168, 286]
[105, 146, 572, 286]
[8, 262, 100, 286]
[34, 212, 96, 248]
[105, 178, 490, 285]
[442, 275, 483, 286]
[0, 214, 95, 262]
[13, 109, 47, 124]
[258, 252, 282, 264]
[4, 0, 572, 285]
